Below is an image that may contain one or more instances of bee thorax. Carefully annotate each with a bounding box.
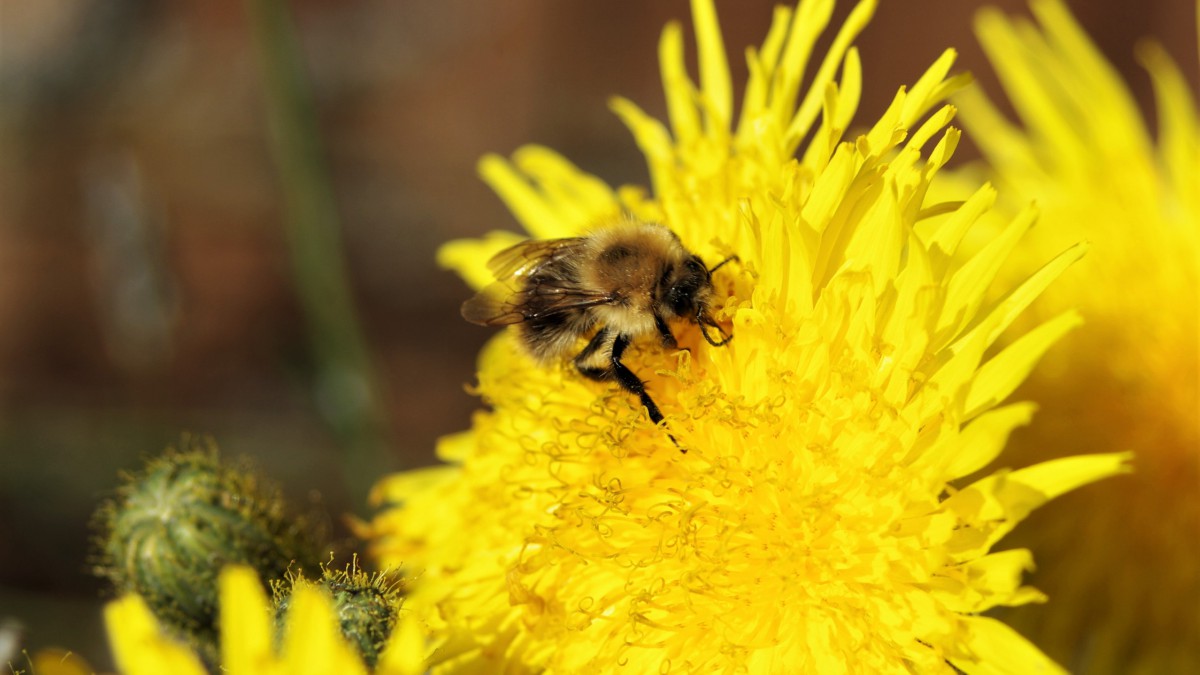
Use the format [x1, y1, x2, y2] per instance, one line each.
[592, 303, 657, 338]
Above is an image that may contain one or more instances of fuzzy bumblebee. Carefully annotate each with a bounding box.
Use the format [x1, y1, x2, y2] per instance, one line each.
[462, 219, 736, 446]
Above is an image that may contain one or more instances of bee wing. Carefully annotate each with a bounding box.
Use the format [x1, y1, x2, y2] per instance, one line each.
[462, 237, 615, 326]
[461, 280, 530, 326]
[461, 278, 616, 326]
[485, 237, 586, 279]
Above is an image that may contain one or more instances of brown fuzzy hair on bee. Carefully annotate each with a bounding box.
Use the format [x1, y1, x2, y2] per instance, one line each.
[462, 219, 736, 448]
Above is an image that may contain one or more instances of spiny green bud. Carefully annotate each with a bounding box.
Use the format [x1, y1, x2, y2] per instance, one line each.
[273, 561, 403, 667]
[92, 437, 323, 664]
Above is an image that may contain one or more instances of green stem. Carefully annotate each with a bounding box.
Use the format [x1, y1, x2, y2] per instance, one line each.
[248, 0, 393, 509]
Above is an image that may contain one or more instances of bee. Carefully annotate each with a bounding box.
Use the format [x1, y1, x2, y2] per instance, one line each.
[462, 220, 736, 448]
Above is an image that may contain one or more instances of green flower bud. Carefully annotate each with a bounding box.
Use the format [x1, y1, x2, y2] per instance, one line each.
[273, 561, 403, 667]
[93, 438, 323, 664]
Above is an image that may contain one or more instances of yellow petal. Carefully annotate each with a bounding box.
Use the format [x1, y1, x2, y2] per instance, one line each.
[842, 180, 902, 295]
[903, 49, 961, 126]
[29, 649, 94, 675]
[937, 548, 1047, 613]
[511, 146, 618, 231]
[950, 615, 1067, 675]
[611, 95, 676, 191]
[944, 402, 1037, 479]
[737, 5, 794, 138]
[964, 310, 1082, 419]
[937, 205, 1037, 342]
[477, 149, 617, 240]
[104, 595, 207, 675]
[369, 463, 461, 506]
[376, 614, 428, 675]
[219, 566, 273, 675]
[477, 154, 556, 238]
[787, 0, 877, 150]
[975, 8, 1086, 166]
[690, 0, 732, 130]
[924, 182, 997, 262]
[964, 241, 1087, 353]
[280, 585, 368, 675]
[1139, 39, 1200, 217]
[945, 453, 1132, 558]
[1006, 451, 1134, 501]
[436, 230, 526, 291]
[659, 22, 700, 147]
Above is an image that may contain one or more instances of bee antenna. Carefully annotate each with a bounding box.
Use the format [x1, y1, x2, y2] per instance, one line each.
[707, 254, 739, 276]
[697, 311, 732, 347]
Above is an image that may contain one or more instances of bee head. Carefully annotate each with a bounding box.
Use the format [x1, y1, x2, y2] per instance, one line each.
[660, 256, 714, 321]
[661, 253, 737, 347]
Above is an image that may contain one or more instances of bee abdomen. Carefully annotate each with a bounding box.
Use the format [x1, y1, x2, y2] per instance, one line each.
[520, 310, 593, 361]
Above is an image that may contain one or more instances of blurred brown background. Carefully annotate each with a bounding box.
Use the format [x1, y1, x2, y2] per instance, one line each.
[0, 0, 1194, 669]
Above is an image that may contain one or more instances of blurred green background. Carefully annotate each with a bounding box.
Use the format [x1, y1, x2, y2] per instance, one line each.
[0, 0, 1194, 669]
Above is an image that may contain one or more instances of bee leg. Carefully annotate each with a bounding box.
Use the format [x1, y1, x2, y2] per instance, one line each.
[611, 335, 682, 451]
[607, 334, 664, 425]
[574, 327, 615, 378]
[654, 314, 677, 349]
[575, 330, 682, 451]
[697, 311, 732, 347]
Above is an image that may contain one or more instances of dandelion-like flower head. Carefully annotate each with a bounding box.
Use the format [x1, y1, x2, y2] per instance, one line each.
[363, 1, 1128, 672]
[954, 1, 1200, 671]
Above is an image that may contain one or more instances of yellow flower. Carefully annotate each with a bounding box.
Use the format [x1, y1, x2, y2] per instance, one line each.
[954, 1, 1200, 672]
[103, 566, 426, 675]
[362, 0, 1128, 672]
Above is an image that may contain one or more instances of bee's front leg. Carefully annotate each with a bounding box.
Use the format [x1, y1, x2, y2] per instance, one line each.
[654, 314, 677, 349]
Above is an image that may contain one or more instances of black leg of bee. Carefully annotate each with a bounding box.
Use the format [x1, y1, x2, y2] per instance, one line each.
[654, 314, 677, 349]
[610, 334, 682, 450]
[697, 311, 732, 347]
[608, 334, 664, 425]
[574, 327, 613, 372]
[575, 329, 682, 450]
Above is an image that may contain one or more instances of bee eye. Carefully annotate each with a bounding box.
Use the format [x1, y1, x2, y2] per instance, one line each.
[667, 260, 710, 311]
[687, 258, 707, 275]
[668, 280, 701, 315]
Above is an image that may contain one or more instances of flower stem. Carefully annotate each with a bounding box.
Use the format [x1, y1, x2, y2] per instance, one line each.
[248, 0, 393, 508]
